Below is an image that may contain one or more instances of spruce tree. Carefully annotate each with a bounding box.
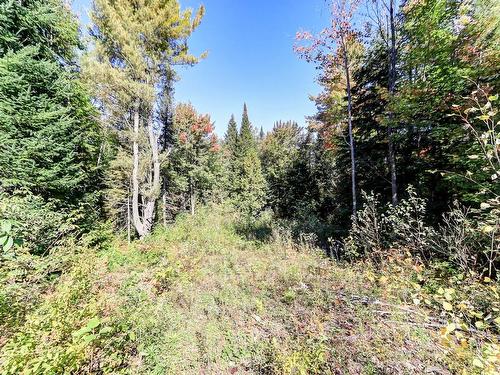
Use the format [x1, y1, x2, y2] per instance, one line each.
[259, 126, 265, 141]
[239, 103, 256, 151]
[231, 103, 266, 214]
[0, 0, 102, 252]
[225, 114, 239, 156]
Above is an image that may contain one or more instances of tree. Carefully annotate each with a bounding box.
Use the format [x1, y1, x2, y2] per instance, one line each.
[260, 121, 301, 216]
[85, 0, 204, 238]
[225, 114, 239, 156]
[366, 0, 401, 204]
[229, 103, 266, 214]
[239, 103, 256, 152]
[387, 0, 398, 205]
[165, 103, 221, 216]
[0, 0, 102, 252]
[259, 126, 265, 141]
[296, 0, 363, 216]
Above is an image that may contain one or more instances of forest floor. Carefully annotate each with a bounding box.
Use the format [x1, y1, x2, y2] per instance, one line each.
[0, 206, 498, 374]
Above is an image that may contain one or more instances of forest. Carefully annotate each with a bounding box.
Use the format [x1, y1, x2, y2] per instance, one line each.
[0, 0, 499, 374]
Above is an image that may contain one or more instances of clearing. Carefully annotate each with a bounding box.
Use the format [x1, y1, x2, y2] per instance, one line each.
[0, 206, 496, 374]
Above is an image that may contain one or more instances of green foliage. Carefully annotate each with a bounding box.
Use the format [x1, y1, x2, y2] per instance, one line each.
[238, 103, 256, 153]
[0, 247, 129, 375]
[0, 192, 77, 255]
[224, 114, 239, 157]
[260, 121, 301, 216]
[0, 253, 99, 374]
[224, 104, 267, 215]
[164, 103, 223, 216]
[0, 0, 79, 59]
[0, 0, 103, 252]
[85, 0, 205, 237]
[346, 187, 498, 277]
[384, 187, 437, 259]
[344, 191, 387, 259]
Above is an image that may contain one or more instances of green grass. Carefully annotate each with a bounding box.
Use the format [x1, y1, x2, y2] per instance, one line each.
[0, 205, 497, 374]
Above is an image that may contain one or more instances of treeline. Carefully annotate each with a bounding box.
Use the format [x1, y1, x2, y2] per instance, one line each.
[0, 0, 498, 276]
[283, 0, 499, 273]
[0, 0, 209, 246]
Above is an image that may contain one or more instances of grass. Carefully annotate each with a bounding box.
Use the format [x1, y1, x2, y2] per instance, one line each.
[0, 205, 498, 374]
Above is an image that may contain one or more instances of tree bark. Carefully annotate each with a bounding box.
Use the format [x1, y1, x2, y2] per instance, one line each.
[189, 176, 195, 216]
[127, 191, 131, 244]
[141, 113, 161, 235]
[132, 102, 146, 237]
[163, 187, 167, 227]
[342, 36, 357, 216]
[388, 0, 398, 205]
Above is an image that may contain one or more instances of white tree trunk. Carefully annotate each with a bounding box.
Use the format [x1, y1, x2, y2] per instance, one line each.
[342, 36, 357, 216]
[388, 0, 398, 205]
[132, 103, 146, 238]
[141, 114, 161, 236]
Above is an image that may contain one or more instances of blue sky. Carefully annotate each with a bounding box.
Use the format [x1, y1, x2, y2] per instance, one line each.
[72, 0, 329, 135]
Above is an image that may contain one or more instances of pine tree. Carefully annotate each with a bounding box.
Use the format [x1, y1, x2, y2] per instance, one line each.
[85, 0, 204, 238]
[0, 0, 102, 252]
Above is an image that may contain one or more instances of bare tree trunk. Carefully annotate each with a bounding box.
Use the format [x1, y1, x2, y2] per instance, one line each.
[127, 192, 131, 244]
[132, 102, 146, 238]
[388, 0, 398, 205]
[342, 37, 357, 216]
[141, 114, 161, 236]
[162, 186, 167, 227]
[189, 176, 195, 216]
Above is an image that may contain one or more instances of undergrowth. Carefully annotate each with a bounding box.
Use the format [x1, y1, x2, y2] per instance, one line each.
[0, 205, 498, 374]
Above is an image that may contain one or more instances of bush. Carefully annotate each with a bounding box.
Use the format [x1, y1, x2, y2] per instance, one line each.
[344, 187, 498, 276]
[431, 204, 483, 275]
[383, 186, 437, 261]
[0, 192, 75, 255]
[344, 191, 387, 259]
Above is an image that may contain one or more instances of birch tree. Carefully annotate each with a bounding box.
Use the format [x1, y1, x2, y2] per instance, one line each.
[295, 0, 363, 216]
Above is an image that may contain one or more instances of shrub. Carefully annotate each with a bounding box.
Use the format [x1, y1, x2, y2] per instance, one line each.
[431, 204, 482, 275]
[0, 192, 75, 255]
[383, 186, 437, 261]
[345, 186, 498, 276]
[344, 191, 387, 259]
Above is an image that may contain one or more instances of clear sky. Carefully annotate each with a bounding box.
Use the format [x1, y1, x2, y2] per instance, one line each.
[71, 0, 330, 135]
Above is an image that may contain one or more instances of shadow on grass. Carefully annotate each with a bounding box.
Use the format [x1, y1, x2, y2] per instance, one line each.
[233, 217, 273, 243]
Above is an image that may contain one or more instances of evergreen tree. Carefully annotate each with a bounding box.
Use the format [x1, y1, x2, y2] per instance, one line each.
[260, 121, 301, 216]
[85, 0, 204, 238]
[225, 114, 239, 156]
[165, 103, 221, 216]
[239, 103, 256, 152]
[0, 0, 102, 252]
[229, 103, 266, 214]
[259, 126, 265, 141]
